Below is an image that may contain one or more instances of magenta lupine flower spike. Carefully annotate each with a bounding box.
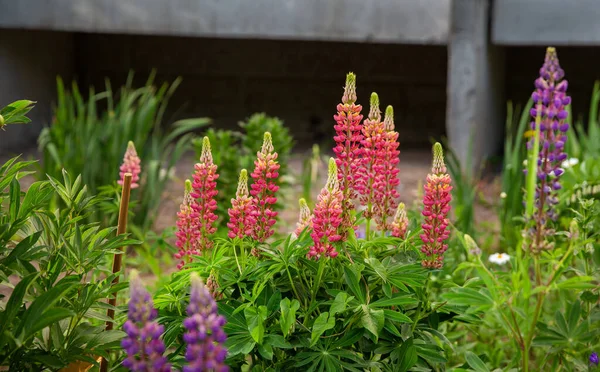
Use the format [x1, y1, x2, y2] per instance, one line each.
[526, 47, 571, 253]
[121, 271, 171, 372]
[308, 158, 343, 260]
[294, 198, 313, 237]
[191, 137, 219, 251]
[119, 141, 142, 189]
[374, 105, 401, 231]
[356, 93, 385, 221]
[250, 132, 280, 243]
[333, 72, 364, 238]
[420, 143, 452, 269]
[175, 180, 202, 270]
[183, 273, 229, 372]
[391, 202, 409, 239]
[227, 169, 256, 239]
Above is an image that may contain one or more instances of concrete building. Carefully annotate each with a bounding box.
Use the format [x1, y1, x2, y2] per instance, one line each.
[1, 0, 599, 168]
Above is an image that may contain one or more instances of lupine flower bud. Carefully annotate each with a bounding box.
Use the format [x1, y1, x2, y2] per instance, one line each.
[183, 273, 229, 372]
[356, 93, 385, 220]
[464, 234, 481, 256]
[191, 137, 219, 252]
[308, 158, 343, 259]
[121, 271, 171, 372]
[175, 180, 201, 270]
[295, 198, 313, 236]
[227, 169, 256, 239]
[420, 143, 452, 269]
[333, 73, 364, 237]
[391, 203, 409, 239]
[526, 47, 571, 254]
[374, 105, 401, 231]
[250, 132, 280, 243]
[590, 352, 599, 366]
[119, 141, 142, 189]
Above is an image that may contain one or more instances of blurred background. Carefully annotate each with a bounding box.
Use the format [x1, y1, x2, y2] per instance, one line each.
[1, 0, 598, 161]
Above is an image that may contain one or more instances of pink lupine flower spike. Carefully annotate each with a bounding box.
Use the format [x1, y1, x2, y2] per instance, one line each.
[119, 141, 141, 189]
[420, 143, 452, 269]
[191, 137, 219, 252]
[308, 158, 344, 260]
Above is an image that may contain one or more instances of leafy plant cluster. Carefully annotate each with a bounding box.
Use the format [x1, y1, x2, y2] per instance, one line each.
[0, 157, 138, 370]
[194, 113, 294, 221]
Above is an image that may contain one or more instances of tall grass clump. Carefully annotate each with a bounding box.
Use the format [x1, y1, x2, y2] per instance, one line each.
[38, 72, 209, 235]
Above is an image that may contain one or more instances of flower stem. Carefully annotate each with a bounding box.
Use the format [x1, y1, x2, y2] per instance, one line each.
[311, 258, 327, 307]
[233, 241, 242, 275]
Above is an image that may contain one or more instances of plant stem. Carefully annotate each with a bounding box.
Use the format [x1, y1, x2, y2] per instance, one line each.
[101, 173, 132, 372]
[233, 241, 242, 275]
[310, 258, 327, 308]
[286, 266, 302, 304]
[365, 216, 371, 241]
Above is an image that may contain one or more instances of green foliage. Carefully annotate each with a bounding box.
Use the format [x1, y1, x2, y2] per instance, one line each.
[153, 230, 455, 371]
[566, 81, 600, 160]
[444, 198, 600, 371]
[193, 113, 294, 220]
[0, 157, 138, 370]
[499, 99, 533, 248]
[0, 100, 35, 129]
[37, 72, 209, 234]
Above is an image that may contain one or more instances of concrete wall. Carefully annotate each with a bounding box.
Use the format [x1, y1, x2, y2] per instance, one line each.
[74, 34, 448, 149]
[0, 0, 449, 45]
[0, 30, 74, 154]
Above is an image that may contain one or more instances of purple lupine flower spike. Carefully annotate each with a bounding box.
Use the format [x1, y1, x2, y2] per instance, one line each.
[526, 47, 570, 253]
[590, 352, 599, 366]
[183, 273, 229, 372]
[122, 271, 171, 372]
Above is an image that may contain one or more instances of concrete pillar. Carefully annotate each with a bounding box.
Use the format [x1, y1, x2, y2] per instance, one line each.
[0, 30, 74, 155]
[446, 0, 505, 171]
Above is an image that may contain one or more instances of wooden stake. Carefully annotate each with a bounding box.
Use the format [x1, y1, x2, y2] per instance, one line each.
[100, 173, 132, 372]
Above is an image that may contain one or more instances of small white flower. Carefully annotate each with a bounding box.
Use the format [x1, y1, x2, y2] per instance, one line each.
[500, 192, 507, 199]
[561, 157, 579, 168]
[488, 252, 510, 265]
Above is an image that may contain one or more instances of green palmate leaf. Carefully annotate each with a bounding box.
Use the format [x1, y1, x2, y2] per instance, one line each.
[9, 177, 20, 220]
[264, 334, 292, 349]
[0, 272, 38, 344]
[555, 276, 595, 290]
[365, 257, 388, 282]
[225, 334, 256, 356]
[280, 298, 300, 337]
[330, 292, 352, 316]
[258, 343, 274, 360]
[396, 339, 418, 372]
[311, 312, 336, 346]
[1, 231, 42, 266]
[27, 308, 75, 337]
[343, 265, 366, 304]
[415, 344, 447, 364]
[441, 288, 494, 308]
[370, 294, 418, 308]
[360, 305, 385, 342]
[244, 305, 267, 344]
[465, 351, 490, 372]
[383, 310, 412, 323]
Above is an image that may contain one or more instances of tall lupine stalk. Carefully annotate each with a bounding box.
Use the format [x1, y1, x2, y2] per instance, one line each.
[356, 93, 384, 238]
[119, 141, 141, 189]
[420, 143, 452, 269]
[333, 73, 364, 238]
[391, 202, 409, 239]
[227, 169, 255, 239]
[308, 158, 343, 260]
[191, 137, 219, 252]
[374, 105, 401, 232]
[250, 132, 280, 244]
[175, 180, 201, 270]
[183, 273, 229, 372]
[295, 198, 313, 237]
[121, 271, 171, 372]
[525, 47, 571, 254]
